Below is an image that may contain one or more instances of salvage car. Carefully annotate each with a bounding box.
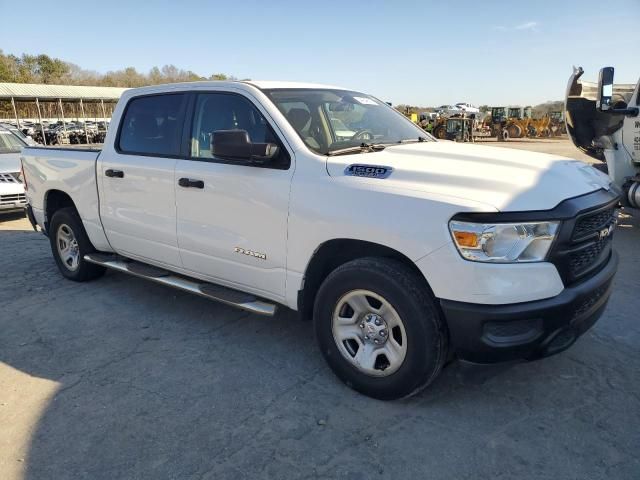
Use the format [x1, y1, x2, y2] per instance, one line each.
[0, 126, 27, 214]
[21, 81, 619, 399]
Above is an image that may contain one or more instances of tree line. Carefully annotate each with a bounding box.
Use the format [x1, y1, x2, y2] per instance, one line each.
[0, 50, 235, 87]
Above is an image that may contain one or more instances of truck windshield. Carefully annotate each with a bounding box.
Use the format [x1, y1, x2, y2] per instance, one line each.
[264, 88, 433, 155]
[0, 131, 26, 153]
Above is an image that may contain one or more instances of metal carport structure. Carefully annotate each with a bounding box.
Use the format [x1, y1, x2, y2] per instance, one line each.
[0, 83, 127, 145]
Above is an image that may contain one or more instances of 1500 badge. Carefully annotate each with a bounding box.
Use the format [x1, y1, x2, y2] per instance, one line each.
[345, 164, 393, 179]
[234, 247, 267, 260]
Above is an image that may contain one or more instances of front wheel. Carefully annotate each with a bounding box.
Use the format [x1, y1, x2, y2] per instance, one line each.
[314, 258, 448, 400]
[49, 207, 106, 282]
[433, 125, 446, 139]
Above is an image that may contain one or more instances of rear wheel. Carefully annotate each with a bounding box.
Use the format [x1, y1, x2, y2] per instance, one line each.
[313, 258, 448, 400]
[49, 207, 106, 282]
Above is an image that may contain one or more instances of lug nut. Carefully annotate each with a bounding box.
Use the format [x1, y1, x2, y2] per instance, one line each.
[364, 335, 369, 340]
[374, 318, 382, 326]
[359, 323, 365, 328]
[374, 339, 380, 344]
[379, 330, 386, 336]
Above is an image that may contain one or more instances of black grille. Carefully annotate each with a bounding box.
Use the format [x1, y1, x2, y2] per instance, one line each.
[569, 238, 608, 276]
[0, 193, 26, 205]
[0, 173, 19, 183]
[484, 319, 542, 338]
[483, 318, 543, 345]
[571, 283, 610, 321]
[573, 207, 615, 240]
[549, 197, 618, 286]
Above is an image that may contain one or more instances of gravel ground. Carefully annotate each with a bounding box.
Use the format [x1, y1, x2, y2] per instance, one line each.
[1, 138, 638, 480]
[475, 135, 597, 163]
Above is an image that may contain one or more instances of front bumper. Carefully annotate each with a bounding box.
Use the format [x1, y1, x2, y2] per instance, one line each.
[440, 250, 618, 363]
[0, 196, 26, 212]
[0, 205, 26, 213]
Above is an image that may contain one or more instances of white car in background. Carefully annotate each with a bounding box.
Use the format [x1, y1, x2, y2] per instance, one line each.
[455, 102, 480, 114]
[0, 125, 28, 214]
[435, 105, 462, 115]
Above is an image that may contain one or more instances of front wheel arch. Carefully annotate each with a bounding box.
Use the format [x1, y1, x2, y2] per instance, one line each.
[298, 239, 437, 320]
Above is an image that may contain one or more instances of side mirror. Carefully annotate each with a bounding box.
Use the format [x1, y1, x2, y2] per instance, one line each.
[211, 129, 279, 163]
[597, 67, 615, 111]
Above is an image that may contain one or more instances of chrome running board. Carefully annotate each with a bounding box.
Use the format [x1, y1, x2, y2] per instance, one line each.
[84, 254, 277, 316]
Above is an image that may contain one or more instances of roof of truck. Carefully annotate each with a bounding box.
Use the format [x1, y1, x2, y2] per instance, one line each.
[245, 80, 347, 90]
[118, 80, 351, 99]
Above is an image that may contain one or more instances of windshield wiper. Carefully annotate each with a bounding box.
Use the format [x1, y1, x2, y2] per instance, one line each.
[326, 142, 387, 156]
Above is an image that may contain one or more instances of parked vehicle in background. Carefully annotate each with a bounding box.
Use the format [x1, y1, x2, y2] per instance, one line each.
[506, 106, 533, 138]
[442, 116, 492, 142]
[435, 104, 462, 115]
[549, 111, 566, 136]
[22, 80, 619, 399]
[484, 107, 510, 140]
[566, 66, 640, 208]
[0, 127, 27, 214]
[0, 123, 37, 146]
[455, 102, 480, 114]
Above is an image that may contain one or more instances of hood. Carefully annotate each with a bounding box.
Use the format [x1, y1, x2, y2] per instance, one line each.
[0, 152, 21, 174]
[326, 141, 612, 211]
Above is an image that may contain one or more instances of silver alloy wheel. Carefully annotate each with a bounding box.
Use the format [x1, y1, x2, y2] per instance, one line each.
[332, 289, 407, 377]
[56, 223, 80, 272]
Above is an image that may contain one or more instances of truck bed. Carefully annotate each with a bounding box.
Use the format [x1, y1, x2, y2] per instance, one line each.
[22, 144, 103, 152]
[21, 145, 104, 247]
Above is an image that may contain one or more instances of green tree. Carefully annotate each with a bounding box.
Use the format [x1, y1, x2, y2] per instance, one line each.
[0, 50, 235, 88]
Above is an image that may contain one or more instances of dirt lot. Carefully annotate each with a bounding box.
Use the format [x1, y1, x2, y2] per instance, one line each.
[476, 135, 597, 164]
[1, 137, 639, 480]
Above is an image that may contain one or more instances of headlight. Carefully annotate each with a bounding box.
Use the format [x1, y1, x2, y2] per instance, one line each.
[449, 220, 559, 263]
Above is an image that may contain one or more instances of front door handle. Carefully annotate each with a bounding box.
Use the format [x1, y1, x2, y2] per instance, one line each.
[105, 169, 124, 178]
[178, 178, 205, 189]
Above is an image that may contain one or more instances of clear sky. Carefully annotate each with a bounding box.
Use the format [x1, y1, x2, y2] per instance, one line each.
[1, 0, 638, 106]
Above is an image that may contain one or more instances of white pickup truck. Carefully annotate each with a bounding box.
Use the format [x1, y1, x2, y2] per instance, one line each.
[21, 81, 619, 399]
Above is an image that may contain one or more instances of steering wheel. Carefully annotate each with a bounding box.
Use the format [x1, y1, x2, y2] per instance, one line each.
[351, 129, 374, 141]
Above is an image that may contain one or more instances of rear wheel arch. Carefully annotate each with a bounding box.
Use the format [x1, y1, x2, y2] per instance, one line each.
[44, 190, 77, 232]
[298, 238, 436, 320]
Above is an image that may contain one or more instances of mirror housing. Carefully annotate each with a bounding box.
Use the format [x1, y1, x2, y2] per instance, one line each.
[211, 130, 279, 163]
[597, 66, 614, 112]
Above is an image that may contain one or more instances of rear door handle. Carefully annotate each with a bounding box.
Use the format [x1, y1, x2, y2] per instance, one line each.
[105, 169, 124, 178]
[178, 178, 205, 189]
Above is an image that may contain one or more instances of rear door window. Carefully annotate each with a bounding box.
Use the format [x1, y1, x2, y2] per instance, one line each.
[118, 94, 187, 156]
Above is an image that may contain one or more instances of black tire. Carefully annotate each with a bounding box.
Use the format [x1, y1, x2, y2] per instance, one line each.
[49, 207, 106, 282]
[313, 257, 448, 400]
[507, 124, 521, 139]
